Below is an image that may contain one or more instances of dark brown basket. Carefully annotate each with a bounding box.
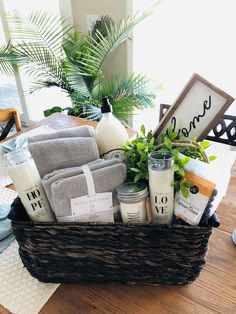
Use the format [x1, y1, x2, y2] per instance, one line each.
[9, 198, 212, 285]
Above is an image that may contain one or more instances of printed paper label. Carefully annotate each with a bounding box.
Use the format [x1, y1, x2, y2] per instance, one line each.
[70, 192, 114, 223]
[101, 148, 125, 160]
[175, 192, 208, 226]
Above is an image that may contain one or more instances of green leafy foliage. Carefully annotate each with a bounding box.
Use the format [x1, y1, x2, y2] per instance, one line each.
[208, 155, 217, 161]
[123, 123, 218, 198]
[0, 43, 23, 75]
[43, 106, 71, 117]
[123, 125, 155, 183]
[158, 135, 192, 197]
[180, 179, 190, 198]
[160, 124, 217, 197]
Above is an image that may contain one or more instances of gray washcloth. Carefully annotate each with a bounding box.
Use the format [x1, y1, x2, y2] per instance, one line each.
[42, 159, 103, 205]
[51, 163, 127, 219]
[28, 137, 99, 177]
[42, 159, 120, 206]
[28, 126, 95, 143]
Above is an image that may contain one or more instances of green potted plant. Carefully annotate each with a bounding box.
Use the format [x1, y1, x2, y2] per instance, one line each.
[0, 11, 157, 125]
[123, 124, 217, 197]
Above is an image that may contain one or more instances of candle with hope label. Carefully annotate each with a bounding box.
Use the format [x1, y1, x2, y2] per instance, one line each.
[148, 152, 174, 224]
[5, 148, 55, 222]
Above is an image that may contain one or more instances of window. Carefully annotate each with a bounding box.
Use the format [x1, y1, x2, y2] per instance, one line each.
[0, 5, 22, 114]
[0, 0, 72, 123]
[132, 0, 236, 131]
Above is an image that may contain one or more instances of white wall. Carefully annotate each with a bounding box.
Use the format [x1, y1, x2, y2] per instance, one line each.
[132, 0, 236, 132]
[70, 0, 132, 77]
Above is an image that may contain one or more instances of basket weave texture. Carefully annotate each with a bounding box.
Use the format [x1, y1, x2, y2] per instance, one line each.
[10, 198, 212, 285]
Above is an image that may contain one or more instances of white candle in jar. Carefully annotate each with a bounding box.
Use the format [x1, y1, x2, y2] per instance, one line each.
[148, 152, 174, 224]
[6, 149, 55, 222]
[116, 182, 148, 224]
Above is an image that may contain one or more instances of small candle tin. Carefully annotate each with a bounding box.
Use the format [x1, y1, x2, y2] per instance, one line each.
[115, 182, 149, 224]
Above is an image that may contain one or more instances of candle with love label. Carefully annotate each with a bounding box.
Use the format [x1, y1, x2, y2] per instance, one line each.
[148, 152, 174, 224]
[5, 148, 55, 222]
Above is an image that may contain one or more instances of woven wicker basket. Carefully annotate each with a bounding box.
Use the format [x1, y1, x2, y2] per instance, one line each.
[9, 140, 213, 285]
[9, 197, 212, 285]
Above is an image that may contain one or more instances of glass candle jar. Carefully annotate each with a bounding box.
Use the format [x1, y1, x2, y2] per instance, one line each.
[148, 151, 174, 224]
[5, 148, 55, 222]
[115, 182, 149, 223]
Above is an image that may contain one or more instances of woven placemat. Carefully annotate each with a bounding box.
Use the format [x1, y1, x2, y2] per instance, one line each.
[0, 129, 60, 314]
[0, 241, 59, 314]
[0, 186, 60, 314]
[0, 187, 18, 203]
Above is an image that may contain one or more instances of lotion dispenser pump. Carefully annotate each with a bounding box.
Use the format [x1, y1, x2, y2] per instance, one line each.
[95, 97, 129, 160]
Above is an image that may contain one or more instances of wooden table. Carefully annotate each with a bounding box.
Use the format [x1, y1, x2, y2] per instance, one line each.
[1, 113, 236, 314]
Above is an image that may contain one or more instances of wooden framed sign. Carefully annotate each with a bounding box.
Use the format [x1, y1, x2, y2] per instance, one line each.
[153, 73, 235, 141]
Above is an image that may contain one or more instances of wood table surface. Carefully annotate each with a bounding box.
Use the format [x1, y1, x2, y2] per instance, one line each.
[1, 113, 236, 314]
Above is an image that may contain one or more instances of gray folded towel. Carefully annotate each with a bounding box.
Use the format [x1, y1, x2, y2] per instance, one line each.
[28, 126, 95, 143]
[42, 159, 118, 205]
[42, 159, 120, 206]
[28, 137, 99, 177]
[51, 162, 127, 220]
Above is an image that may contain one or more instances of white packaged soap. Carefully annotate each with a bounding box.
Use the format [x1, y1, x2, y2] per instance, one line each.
[178, 152, 231, 217]
[174, 171, 216, 226]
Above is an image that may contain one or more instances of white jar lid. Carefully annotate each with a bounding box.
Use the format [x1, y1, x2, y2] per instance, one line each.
[116, 182, 148, 202]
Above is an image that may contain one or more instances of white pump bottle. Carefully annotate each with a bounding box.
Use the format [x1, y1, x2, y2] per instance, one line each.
[95, 97, 129, 160]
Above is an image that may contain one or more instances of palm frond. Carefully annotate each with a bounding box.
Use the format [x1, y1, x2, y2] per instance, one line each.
[62, 61, 94, 97]
[7, 10, 73, 59]
[80, 104, 102, 120]
[14, 42, 60, 75]
[90, 15, 114, 38]
[97, 74, 156, 106]
[0, 43, 23, 75]
[77, 11, 153, 76]
[29, 80, 64, 94]
[62, 31, 88, 62]
[12, 41, 70, 92]
[5, 11, 74, 91]
[92, 74, 157, 125]
[61, 33, 101, 88]
[68, 94, 101, 119]
[74, 74, 157, 125]
[111, 97, 143, 125]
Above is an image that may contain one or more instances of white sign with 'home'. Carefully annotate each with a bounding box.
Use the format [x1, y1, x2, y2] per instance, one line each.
[153, 73, 234, 141]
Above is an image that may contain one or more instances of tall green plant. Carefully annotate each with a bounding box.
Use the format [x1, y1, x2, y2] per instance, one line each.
[0, 10, 157, 125]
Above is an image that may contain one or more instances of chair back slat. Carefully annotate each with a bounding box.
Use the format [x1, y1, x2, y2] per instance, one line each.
[0, 108, 22, 141]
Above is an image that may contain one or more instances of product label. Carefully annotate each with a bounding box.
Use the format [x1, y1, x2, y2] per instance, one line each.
[121, 201, 147, 224]
[101, 148, 125, 160]
[154, 193, 169, 216]
[151, 191, 174, 224]
[175, 194, 206, 226]
[24, 185, 47, 217]
[70, 192, 114, 223]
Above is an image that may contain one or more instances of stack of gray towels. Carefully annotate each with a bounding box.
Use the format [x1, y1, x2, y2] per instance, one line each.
[27, 126, 127, 222]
